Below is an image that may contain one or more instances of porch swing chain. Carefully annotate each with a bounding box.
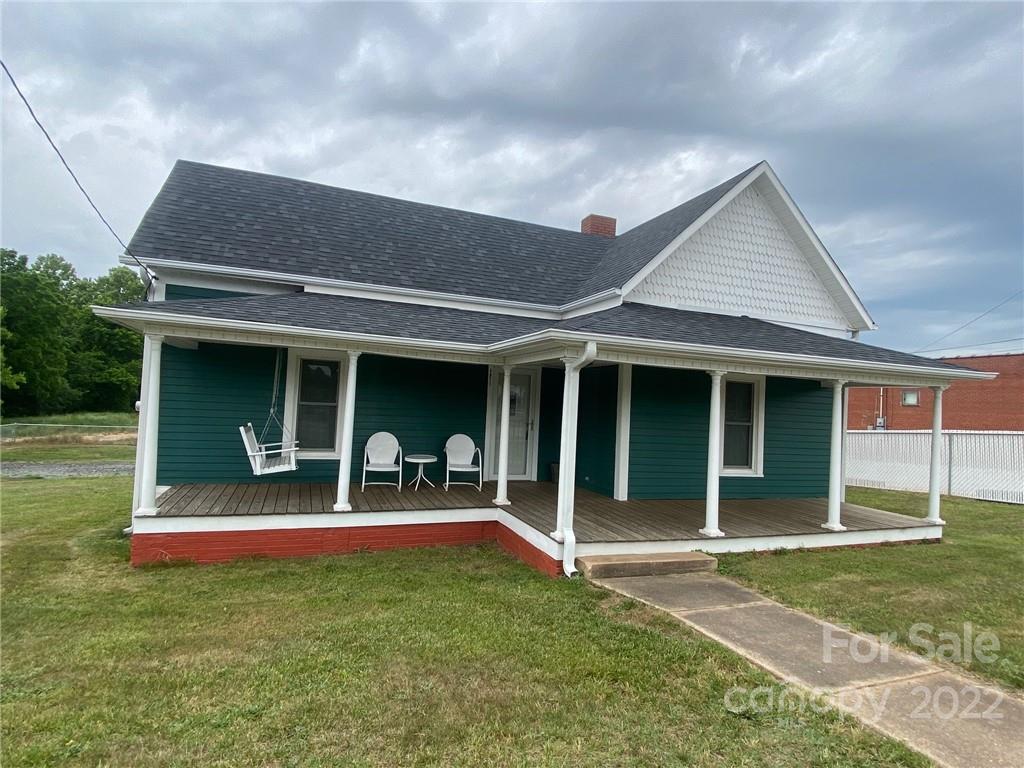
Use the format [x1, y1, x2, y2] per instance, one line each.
[258, 349, 291, 444]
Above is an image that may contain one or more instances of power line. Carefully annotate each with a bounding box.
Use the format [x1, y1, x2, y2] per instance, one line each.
[913, 289, 1022, 353]
[918, 336, 1024, 354]
[1, 58, 157, 282]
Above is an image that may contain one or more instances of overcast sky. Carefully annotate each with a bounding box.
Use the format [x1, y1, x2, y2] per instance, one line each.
[2, 1, 1022, 355]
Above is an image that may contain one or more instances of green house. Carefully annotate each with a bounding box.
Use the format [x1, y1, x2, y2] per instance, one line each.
[96, 160, 989, 575]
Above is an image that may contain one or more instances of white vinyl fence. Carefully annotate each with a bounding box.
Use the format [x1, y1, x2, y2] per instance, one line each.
[846, 430, 1024, 505]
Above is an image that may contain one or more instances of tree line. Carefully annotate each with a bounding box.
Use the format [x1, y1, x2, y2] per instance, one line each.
[1, 249, 145, 416]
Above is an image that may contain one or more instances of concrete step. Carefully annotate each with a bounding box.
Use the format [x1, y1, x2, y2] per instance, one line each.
[576, 551, 718, 579]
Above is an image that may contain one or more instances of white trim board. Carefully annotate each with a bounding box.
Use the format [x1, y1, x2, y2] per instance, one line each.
[132, 507, 498, 534]
[613, 363, 632, 500]
[131, 505, 563, 561]
[282, 348, 350, 460]
[718, 374, 766, 478]
[620, 162, 875, 332]
[495, 510, 562, 559]
[483, 366, 541, 482]
[574, 525, 943, 556]
[131, 506, 939, 559]
[125, 255, 621, 318]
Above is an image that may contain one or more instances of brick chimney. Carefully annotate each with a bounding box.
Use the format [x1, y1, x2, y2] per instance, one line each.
[581, 213, 616, 238]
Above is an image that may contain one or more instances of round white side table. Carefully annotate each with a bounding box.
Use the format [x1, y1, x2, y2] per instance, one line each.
[405, 454, 437, 490]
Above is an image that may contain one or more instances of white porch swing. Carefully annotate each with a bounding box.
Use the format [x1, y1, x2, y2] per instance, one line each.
[238, 349, 300, 476]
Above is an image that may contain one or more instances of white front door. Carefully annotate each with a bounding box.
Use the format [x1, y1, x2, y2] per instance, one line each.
[488, 368, 539, 480]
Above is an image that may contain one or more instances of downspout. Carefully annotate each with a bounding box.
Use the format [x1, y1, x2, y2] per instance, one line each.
[558, 341, 598, 577]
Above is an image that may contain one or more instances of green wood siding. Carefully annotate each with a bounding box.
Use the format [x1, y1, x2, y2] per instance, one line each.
[157, 343, 297, 485]
[628, 366, 832, 499]
[348, 356, 487, 485]
[163, 284, 253, 300]
[535, 367, 564, 482]
[157, 345, 488, 486]
[575, 366, 617, 497]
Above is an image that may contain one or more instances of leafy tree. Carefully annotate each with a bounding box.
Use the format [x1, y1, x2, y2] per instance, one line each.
[0, 306, 27, 400]
[67, 267, 145, 411]
[0, 249, 75, 414]
[0, 250, 144, 415]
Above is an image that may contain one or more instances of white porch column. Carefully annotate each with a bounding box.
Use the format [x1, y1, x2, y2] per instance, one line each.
[823, 379, 848, 531]
[493, 365, 513, 505]
[552, 342, 596, 576]
[701, 370, 726, 537]
[552, 357, 579, 541]
[333, 351, 361, 512]
[613, 363, 632, 501]
[927, 385, 947, 525]
[135, 334, 164, 516]
[131, 334, 154, 516]
[840, 384, 849, 503]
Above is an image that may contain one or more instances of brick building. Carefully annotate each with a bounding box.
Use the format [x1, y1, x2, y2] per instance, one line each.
[847, 353, 1023, 430]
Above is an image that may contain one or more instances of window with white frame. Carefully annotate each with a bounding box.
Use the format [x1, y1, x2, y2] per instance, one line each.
[721, 377, 765, 475]
[901, 389, 920, 407]
[294, 358, 341, 452]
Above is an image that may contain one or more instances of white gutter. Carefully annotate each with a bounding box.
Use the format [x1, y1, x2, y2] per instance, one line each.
[557, 341, 598, 576]
[92, 305, 993, 383]
[491, 329, 996, 382]
[92, 305, 495, 354]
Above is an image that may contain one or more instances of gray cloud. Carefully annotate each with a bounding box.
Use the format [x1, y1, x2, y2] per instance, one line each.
[2, 1, 1021, 355]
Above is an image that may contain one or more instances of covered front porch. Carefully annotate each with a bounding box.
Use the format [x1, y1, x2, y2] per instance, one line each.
[120, 310, 958, 574]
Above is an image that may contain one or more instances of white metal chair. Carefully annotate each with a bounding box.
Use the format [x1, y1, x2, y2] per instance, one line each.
[444, 434, 482, 491]
[238, 422, 299, 476]
[362, 431, 402, 491]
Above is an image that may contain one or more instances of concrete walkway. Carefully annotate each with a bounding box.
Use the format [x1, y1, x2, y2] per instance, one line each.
[596, 573, 1024, 768]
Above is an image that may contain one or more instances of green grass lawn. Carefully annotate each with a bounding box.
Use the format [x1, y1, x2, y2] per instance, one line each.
[1, 477, 926, 767]
[0, 411, 139, 426]
[2, 443, 137, 463]
[1, 412, 137, 464]
[719, 488, 1024, 691]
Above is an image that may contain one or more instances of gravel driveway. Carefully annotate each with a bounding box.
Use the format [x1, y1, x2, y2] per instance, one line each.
[1, 461, 135, 479]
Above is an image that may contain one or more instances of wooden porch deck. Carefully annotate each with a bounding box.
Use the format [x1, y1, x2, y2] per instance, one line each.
[155, 480, 931, 542]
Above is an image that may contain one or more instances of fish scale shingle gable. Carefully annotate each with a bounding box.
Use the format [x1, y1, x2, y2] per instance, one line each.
[128, 160, 756, 307]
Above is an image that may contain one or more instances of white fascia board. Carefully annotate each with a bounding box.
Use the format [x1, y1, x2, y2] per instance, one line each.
[307, 282, 562, 319]
[148, 266, 294, 296]
[560, 290, 623, 318]
[756, 165, 877, 331]
[125, 256, 625, 319]
[130, 256, 588, 319]
[491, 329, 996, 383]
[618, 162, 877, 333]
[619, 162, 766, 296]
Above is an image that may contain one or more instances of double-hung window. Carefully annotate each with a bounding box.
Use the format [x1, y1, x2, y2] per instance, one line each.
[292, 357, 342, 455]
[720, 377, 764, 476]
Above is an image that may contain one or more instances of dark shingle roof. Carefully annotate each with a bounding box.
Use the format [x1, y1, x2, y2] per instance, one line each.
[115, 292, 965, 374]
[127, 160, 756, 307]
[570, 165, 757, 300]
[123, 292, 554, 345]
[129, 161, 611, 306]
[560, 303, 967, 371]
